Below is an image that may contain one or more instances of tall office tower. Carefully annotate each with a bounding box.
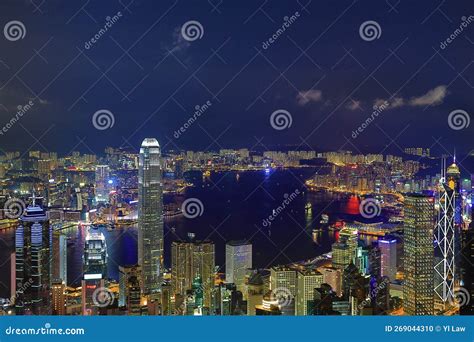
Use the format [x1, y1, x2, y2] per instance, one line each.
[460, 223, 474, 315]
[51, 281, 66, 315]
[225, 241, 252, 295]
[339, 227, 358, 257]
[379, 238, 397, 281]
[296, 270, 323, 315]
[52, 230, 67, 285]
[332, 242, 352, 270]
[127, 274, 142, 316]
[446, 160, 461, 223]
[15, 198, 52, 315]
[95, 165, 110, 203]
[447, 160, 463, 288]
[118, 265, 141, 308]
[171, 240, 215, 309]
[403, 194, 435, 315]
[355, 246, 369, 275]
[161, 283, 172, 316]
[371, 276, 390, 315]
[247, 272, 264, 316]
[368, 244, 382, 279]
[138, 138, 164, 295]
[81, 229, 108, 315]
[313, 284, 336, 315]
[320, 266, 342, 297]
[434, 158, 456, 307]
[270, 266, 297, 315]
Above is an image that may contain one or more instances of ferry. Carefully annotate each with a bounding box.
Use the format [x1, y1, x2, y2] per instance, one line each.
[320, 214, 329, 224]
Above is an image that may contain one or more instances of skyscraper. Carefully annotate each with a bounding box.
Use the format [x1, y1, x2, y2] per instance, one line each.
[52, 230, 67, 285]
[434, 161, 455, 307]
[95, 165, 110, 203]
[15, 198, 52, 315]
[379, 238, 397, 281]
[138, 138, 163, 295]
[82, 229, 108, 315]
[171, 240, 215, 309]
[270, 266, 297, 316]
[403, 194, 435, 315]
[225, 241, 252, 295]
[296, 269, 323, 315]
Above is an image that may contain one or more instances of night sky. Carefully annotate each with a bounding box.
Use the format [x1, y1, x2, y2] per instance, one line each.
[0, 0, 472, 155]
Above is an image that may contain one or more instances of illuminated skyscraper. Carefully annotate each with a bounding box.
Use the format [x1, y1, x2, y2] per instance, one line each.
[403, 194, 434, 315]
[15, 198, 52, 315]
[270, 266, 297, 315]
[95, 165, 110, 203]
[296, 269, 323, 315]
[379, 238, 397, 281]
[138, 138, 163, 295]
[434, 158, 456, 307]
[51, 281, 66, 315]
[247, 272, 264, 316]
[82, 230, 108, 315]
[225, 241, 252, 295]
[171, 240, 215, 309]
[52, 230, 67, 285]
[119, 265, 141, 309]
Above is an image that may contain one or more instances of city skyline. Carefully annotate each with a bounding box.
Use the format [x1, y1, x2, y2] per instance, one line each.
[0, 0, 473, 320]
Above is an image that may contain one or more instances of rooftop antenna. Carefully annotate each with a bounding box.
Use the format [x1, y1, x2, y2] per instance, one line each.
[31, 190, 37, 206]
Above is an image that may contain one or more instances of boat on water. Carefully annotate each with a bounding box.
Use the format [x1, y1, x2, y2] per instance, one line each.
[320, 214, 329, 224]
